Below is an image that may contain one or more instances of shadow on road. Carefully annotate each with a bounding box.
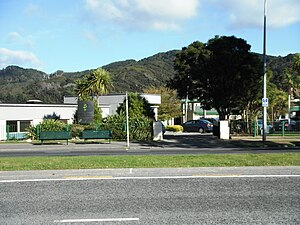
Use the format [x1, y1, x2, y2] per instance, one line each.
[139, 132, 236, 149]
[138, 132, 300, 150]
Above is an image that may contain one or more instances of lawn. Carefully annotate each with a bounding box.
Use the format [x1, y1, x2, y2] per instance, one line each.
[0, 153, 299, 171]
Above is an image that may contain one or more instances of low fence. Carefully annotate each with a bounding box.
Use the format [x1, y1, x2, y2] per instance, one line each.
[230, 120, 300, 136]
[0, 125, 29, 141]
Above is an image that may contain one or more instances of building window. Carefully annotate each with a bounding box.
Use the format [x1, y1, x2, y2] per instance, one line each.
[6, 121, 17, 132]
[20, 121, 31, 132]
[7, 120, 32, 132]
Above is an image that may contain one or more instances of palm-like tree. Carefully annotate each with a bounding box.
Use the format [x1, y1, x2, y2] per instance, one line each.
[293, 53, 300, 72]
[85, 68, 113, 96]
[75, 68, 113, 99]
[74, 79, 88, 98]
[291, 54, 300, 98]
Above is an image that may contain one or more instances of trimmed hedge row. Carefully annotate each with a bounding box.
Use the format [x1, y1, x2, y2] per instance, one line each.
[166, 125, 183, 132]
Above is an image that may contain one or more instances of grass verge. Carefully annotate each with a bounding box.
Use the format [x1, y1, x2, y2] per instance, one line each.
[0, 153, 299, 171]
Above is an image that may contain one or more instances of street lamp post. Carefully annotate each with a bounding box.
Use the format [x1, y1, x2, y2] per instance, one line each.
[262, 0, 267, 142]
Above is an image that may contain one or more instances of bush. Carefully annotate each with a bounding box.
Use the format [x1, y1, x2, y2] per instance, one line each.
[100, 114, 153, 141]
[70, 124, 85, 139]
[26, 119, 69, 140]
[166, 125, 183, 132]
[39, 119, 66, 131]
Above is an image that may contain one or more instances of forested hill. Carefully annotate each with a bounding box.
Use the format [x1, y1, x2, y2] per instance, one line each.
[0, 50, 297, 103]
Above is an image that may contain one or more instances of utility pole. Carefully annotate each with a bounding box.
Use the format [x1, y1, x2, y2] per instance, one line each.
[262, 0, 268, 142]
[125, 92, 130, 149]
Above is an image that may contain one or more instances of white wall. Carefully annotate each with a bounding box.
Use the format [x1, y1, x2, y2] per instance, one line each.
[0, 104, 77, 122]
[0, 120, 6, 140]
[0, 104, 77, 141]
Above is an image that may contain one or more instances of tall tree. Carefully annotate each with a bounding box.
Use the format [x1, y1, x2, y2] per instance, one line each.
[169, 36, 262, 120]
[117, 93, 155, 119]
[143, 86, 181, 121]
[291, 53, 300, 98]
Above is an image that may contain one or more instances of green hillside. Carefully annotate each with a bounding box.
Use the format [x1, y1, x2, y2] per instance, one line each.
[0, 50, 297, 104]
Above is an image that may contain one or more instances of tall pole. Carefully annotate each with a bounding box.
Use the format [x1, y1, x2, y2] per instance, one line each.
[185, 76, 190, 123]
[185, 94, 188, 123]
[262, 0, 267, 142]
[125, 92, 130, 149]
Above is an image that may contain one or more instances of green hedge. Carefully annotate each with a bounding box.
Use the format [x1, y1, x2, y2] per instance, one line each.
[166, 125, 183, 132]
[98, 114, 152, 141]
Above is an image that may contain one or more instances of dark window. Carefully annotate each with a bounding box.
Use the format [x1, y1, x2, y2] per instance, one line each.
[7, 121, 17, 132]
[20, 121, 31, 132]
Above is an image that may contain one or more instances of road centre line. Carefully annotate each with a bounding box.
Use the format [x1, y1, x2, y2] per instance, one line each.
[0, 174, 300, 183]
[54, 218, 139, 223]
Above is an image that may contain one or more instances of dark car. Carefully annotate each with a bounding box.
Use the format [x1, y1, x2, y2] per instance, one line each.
[200, 117, 219, 126]
[182, 119, 213, 133]
[274, 119, 297, 131]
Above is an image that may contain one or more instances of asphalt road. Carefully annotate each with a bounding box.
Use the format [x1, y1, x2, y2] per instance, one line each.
[1, 167, 300, 225]
[0, 133, 300, 157]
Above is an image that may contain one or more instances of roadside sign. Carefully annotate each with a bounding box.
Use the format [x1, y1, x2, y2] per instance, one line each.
[262, 98, 268, 107]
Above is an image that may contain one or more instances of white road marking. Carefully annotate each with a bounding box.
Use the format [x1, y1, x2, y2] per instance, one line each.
[0, 174, 300, 183]
[54, 218, 139, 223]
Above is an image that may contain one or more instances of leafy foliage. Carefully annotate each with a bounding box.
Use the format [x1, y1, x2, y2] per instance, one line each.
[26, 119, 67, 140]
[99, 114, 152, 141]
[284, 53, 300, 98]
[143, 86, 181, 121]
[75, 68, 113, 98]
[169, 36, 262, 120]
[117, 93, 155, 119]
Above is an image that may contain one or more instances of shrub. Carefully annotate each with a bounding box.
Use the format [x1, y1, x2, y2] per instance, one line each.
[166, 125, 183, 132]
[99, 114, 153, 141]
[70, 124, 85, 139]
[39, 119, 66, 131]
[26, 119, 68, 140]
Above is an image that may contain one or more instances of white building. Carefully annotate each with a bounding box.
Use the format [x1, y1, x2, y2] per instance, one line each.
[0, 103, 77, 140]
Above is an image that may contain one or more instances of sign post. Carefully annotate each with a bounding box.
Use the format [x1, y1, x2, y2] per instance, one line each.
[125, 92, 130, 149]
[262, 98, 268, 107]
[262, 0, 268, 142]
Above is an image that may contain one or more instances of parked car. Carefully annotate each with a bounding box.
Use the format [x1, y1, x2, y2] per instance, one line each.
[182, 119, 213, 133]
[200, 117, 219, 125]
[274, 119, 297, 131]
[257, 119, 274, 134]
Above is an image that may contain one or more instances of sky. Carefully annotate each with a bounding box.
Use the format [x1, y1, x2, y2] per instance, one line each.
[0, 0, 299, 74]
